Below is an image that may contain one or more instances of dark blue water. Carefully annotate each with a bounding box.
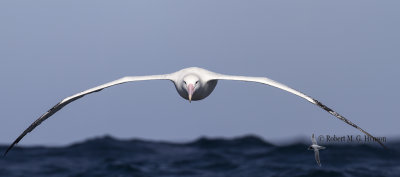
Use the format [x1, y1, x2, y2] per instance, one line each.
[1, 135, 399, 177]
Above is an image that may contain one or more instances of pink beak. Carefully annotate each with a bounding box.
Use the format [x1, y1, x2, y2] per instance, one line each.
[188, 84, 194, 103]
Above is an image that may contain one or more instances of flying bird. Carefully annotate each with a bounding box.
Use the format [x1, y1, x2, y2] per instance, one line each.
[308, 134, 326, 166]
[4, 67, 386, 156]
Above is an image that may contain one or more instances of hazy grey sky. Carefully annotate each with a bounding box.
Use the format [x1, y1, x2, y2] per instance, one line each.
[1, 0, 399, 146]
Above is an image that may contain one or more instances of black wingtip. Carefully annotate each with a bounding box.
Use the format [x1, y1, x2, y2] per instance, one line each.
[3, 144, 15, 157]
[313, 99, 388, 150]
[376, 138, 389, 150]
[3, 150, 10, 157]
[3, 136, 23, 157]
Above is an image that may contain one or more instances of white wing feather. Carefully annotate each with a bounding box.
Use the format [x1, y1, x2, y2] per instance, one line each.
[5, 74, 172, 156]
[312, 134, 317, 145]
[314, 149, 321, 166]
[213, 74, 315, 103]
[213, 73, 386, 149]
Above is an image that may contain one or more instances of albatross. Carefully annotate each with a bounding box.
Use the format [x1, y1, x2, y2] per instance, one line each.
[4, 67, 386, 156]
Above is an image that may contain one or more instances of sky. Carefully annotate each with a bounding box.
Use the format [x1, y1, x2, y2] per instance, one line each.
[0, 0, 399, 146]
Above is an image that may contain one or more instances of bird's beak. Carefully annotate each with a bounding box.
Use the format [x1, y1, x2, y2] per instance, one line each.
[188, 84, 194, 103]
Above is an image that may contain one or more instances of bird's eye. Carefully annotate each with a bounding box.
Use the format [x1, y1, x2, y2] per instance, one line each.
[195, 81, 199, 84]
[183, 81, 187, 85]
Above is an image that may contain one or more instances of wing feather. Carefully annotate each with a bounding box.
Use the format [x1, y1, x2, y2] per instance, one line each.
[314, 149, 321, 166]
[4, 75, 171, 156]
[214, 74, 386, 149]
[312, 134, 317, 145]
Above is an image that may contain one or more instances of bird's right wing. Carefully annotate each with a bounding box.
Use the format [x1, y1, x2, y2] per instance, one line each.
[314, 149, 321, 167]
[4, 74, 172, 156]
[312, 134, 317, 145]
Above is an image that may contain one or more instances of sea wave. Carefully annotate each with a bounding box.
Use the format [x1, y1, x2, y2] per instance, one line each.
[0, 135, 399, 177]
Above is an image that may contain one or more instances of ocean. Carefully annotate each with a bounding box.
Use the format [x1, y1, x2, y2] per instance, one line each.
[0, 135, 399, 177]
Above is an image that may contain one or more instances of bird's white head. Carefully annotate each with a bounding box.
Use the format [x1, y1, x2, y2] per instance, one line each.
[182, 74, 200, 103]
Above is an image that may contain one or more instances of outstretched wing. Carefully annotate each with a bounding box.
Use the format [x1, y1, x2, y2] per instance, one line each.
[4, 75, 171, 156]
[312, 134, 317, 145]
[213, 74, 386, 149]
[314, 149, 321, 167]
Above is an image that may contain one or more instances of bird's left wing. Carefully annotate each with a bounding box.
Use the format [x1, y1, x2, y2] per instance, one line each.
[4, 74, 172, 156]
[312, 134, 317, 145]
[212, 74, 386, 149]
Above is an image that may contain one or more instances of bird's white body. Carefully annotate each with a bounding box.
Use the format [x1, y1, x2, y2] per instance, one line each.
[171, 67, 219, 101]
[4, 67, 386, 156]
[310, 144, 325, 150]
